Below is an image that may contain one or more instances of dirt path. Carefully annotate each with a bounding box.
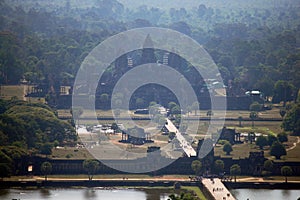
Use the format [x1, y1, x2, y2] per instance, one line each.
[32, 176, 190, 182]
[14, 175, 300, 184]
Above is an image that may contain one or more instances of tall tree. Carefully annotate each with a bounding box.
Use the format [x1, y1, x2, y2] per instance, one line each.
[40, 143, 52, 157]
[214, 159, 224, 175]
[279, 109, 286, 119]
[238, 116, 243, 127]
[256, 136, 268, 150]
[0, 163, 11, 179]
[270, 141, 286, 159]
[281, 166, 292, 183]
[191, 160, 202, 176]
[249, 101, 263, 112]
[191, 101, 199, 116]
[267, 134, 278, 146]
[282, 103, 300, 135]
[273, 80, 295, 106]
[254, 78, 274, 101]
[100, 93, 109, 103]
[223, 142, 233, 155]
[230, 164, 241, 182]
[263, 160, 273, 175]
[83, 159, 99, 181]
[41, 161, 52, 181]
[277, 132, 288, 143]
[249, 111, 258, 127]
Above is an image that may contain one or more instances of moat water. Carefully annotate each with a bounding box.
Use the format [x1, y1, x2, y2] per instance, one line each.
[0, 188, 299, 200]
[0, 188, 172, 200]
[231, 188, 300, 200]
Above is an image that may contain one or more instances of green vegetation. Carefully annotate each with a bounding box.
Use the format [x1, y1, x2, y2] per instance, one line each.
[214, 159, 224, 174]
[0, 149, 12, 179]
[0, 146, 27, 177]
[181, 186, 207, 200]
[41, 161, 52, 181]
[281, 166, 293, 183]
[277, 132, 288, 143]
[249, 102, 263, 112]
[256, 135, 268, 150]
[267, 134, 278, 146]
[0, 0, 299, 184]
[0, 99, 76, 149]
[285, 141, 300, 162]
[249, 111, 258, 127]
[191, 160, 202, 176]
[230, 164, 241, 182]
[0, 99, 76, 177]
[273, 81, 295, 106]
[238, 116, 243, 127]
[270, 141, 287, 160]
[223, 142, 233, 155]
[168, 193, 198, 200]
[0, 0, 298, 110]
[282, 103, 300, 135]
[263, 160, 274, 176]
[83, 159, 100, 181]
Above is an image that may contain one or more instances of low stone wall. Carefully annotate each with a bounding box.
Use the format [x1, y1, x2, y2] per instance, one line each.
[0, 179, 199, 188]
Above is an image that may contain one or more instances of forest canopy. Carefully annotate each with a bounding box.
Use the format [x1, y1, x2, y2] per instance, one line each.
[0, 99, 77, 149]
[0, 0, 299, 105]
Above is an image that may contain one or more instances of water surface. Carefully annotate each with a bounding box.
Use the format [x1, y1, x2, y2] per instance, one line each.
[231, 189, 300, 200]
[0, 188, 173, 200]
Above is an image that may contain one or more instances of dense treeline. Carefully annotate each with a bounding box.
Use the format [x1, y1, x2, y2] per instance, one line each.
[0, 0, 299, 105]
[0, 99, 77, 149]
[0, 99, 76, 177]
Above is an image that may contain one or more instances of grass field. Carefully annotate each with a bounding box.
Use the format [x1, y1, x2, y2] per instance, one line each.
[0, 85, 45, 103]
[0, 85, 26, 100]
[214, 134, 300, 161]
[0, 87, 291, 162]
[182, 186, 207, 200]
[283, 141, 300, 162]
[58, 107, 283, 119]
[225, 121, 283, 134]
[56, 109, 294, 161]
[52, 147, 94, 159]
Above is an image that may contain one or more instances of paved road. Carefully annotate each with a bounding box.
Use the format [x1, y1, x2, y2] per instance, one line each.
[165, 119, 197, 157]
[202, 178, 236, 200]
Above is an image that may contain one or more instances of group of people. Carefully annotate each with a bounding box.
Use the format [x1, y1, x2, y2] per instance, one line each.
[212, 187, 224, 192]
[188, 176, 203, 181]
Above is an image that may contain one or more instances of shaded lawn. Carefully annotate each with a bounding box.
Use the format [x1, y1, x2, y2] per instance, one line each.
[182, 186, 207, 200]
[0, 85, 24, 100]
[51, 147, 94, 159]
[283, 141, 300, 162]
[214, 142, 260, 159]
